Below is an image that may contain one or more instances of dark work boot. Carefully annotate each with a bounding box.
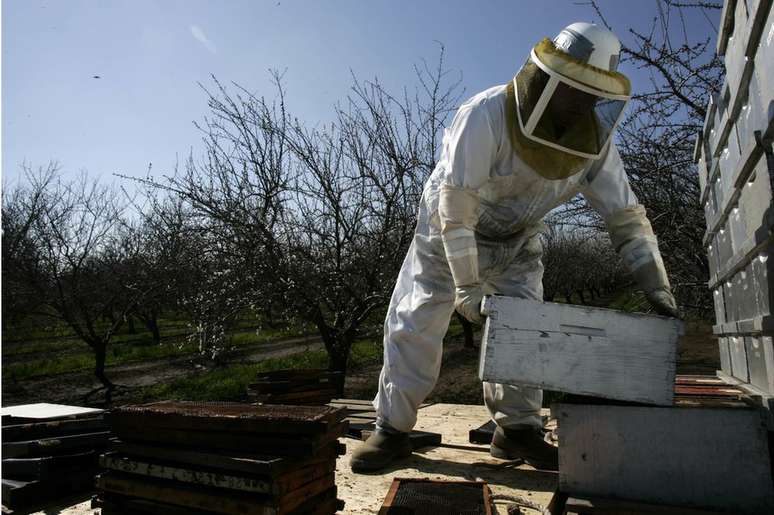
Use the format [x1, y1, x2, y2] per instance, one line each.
[350, 429, 412, 473]
[490, 426, 558, 471]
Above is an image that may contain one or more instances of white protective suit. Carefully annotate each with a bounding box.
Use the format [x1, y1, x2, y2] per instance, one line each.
[373, 82, 668, 433]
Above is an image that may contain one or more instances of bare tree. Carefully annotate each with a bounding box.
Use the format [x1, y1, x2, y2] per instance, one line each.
[558, 0, 723, 315]
[10, 165, 144, 397]
[542, 224, 626, 305]
[277, 54, 462, 378]
[1, 163, 57, 329]
[134, 49, 463, 383]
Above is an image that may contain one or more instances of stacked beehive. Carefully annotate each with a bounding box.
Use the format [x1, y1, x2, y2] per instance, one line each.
[694, 0, 774, 408]
[1, 403, 109, 513]
[247, 369, 343, 406]
[93, 401, 347, 514]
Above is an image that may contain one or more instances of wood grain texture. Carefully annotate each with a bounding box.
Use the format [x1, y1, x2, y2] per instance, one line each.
[479, 296, 683, 405]
[556, 403, 774, 514]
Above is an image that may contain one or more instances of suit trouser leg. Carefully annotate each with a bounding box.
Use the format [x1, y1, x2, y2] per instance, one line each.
[373, 213, 456, 433]
[481, 232, 545, 430]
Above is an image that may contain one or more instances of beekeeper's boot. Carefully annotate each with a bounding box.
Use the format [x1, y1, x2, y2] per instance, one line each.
[490, 426, 558, 471]
[350, 429, 412, 472]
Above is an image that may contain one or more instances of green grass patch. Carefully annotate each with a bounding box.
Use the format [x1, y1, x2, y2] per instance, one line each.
[139, 339, 382, 403]
[3, 325, 306, 382]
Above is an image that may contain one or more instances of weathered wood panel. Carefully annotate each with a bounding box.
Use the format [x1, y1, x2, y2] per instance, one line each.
[2, 449, 97, 480]
[99, 452, 275, 494]
[556, 403, 774, 514]
[1, 430, 110, 458]
[109, 421, 346, 458]
[1, 416, 106, 441]
[479, 296, 683, 405]
[109, 440, 343, 477]
[96, 470, 335, 515]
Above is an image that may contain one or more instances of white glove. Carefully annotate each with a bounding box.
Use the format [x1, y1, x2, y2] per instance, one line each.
[645, 287, 679, 318]
[455, 284, 484, 325]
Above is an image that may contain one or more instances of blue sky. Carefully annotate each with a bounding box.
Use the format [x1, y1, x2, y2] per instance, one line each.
[3, 0, 720, 186]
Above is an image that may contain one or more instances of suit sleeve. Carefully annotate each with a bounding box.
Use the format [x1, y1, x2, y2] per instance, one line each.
[436, 99, 497, 287]
[581, 144, 671, 292]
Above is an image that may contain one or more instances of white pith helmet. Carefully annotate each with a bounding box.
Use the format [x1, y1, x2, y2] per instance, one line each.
[553, 22, 623, 72]
[512, 22, 632, 160]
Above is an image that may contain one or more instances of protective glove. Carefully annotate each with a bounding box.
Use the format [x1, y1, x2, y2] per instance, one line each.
[606, 206, 680, 318]
[646, 287, 680, 318]
[629, 259, 679, 318]
[455, 284, 484, 325]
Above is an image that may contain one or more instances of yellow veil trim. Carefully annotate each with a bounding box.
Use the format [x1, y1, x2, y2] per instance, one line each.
[533, 38, 631, 96]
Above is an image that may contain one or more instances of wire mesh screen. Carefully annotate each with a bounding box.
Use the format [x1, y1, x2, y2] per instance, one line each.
[382, 480, 491, 515]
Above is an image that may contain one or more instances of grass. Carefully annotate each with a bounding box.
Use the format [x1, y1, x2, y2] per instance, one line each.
[137, 339, 383, 403]
[3, 324, 305, 382]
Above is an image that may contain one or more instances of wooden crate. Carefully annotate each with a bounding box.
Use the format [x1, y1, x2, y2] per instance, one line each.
[478, 296, 683, 405]
[555, 402, 774, 514]
[247, 369, 343, 406]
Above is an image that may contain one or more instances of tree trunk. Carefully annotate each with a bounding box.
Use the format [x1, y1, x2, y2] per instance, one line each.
[93, 341, 114, 398]
[327, 349, 349, 396]
[320, 326, 354, 397]
[456, 312, 476, 349]
[145, 317, 161, 345]
[127, 316, 137, 334]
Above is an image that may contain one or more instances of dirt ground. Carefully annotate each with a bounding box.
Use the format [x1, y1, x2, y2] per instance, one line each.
[1, 336, 322, 407]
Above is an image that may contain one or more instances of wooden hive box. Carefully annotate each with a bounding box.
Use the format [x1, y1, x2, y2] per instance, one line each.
[478, 296, 683, 405]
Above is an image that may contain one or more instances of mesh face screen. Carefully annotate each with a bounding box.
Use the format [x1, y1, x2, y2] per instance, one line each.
[387, 482, 488, 515]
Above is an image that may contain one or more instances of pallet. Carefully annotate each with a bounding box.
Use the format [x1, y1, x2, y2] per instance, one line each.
[479, 296, 683, 405]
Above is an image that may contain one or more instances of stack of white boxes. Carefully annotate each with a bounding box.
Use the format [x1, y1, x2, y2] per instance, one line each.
[695, 0, 774, 408]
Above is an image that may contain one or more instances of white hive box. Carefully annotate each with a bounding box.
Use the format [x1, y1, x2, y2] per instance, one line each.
[478, 296, 683, 405]
[555, 402, 774, 514]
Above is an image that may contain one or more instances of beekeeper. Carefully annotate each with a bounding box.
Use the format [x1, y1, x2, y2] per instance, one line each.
[351, 22, 678, 472]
